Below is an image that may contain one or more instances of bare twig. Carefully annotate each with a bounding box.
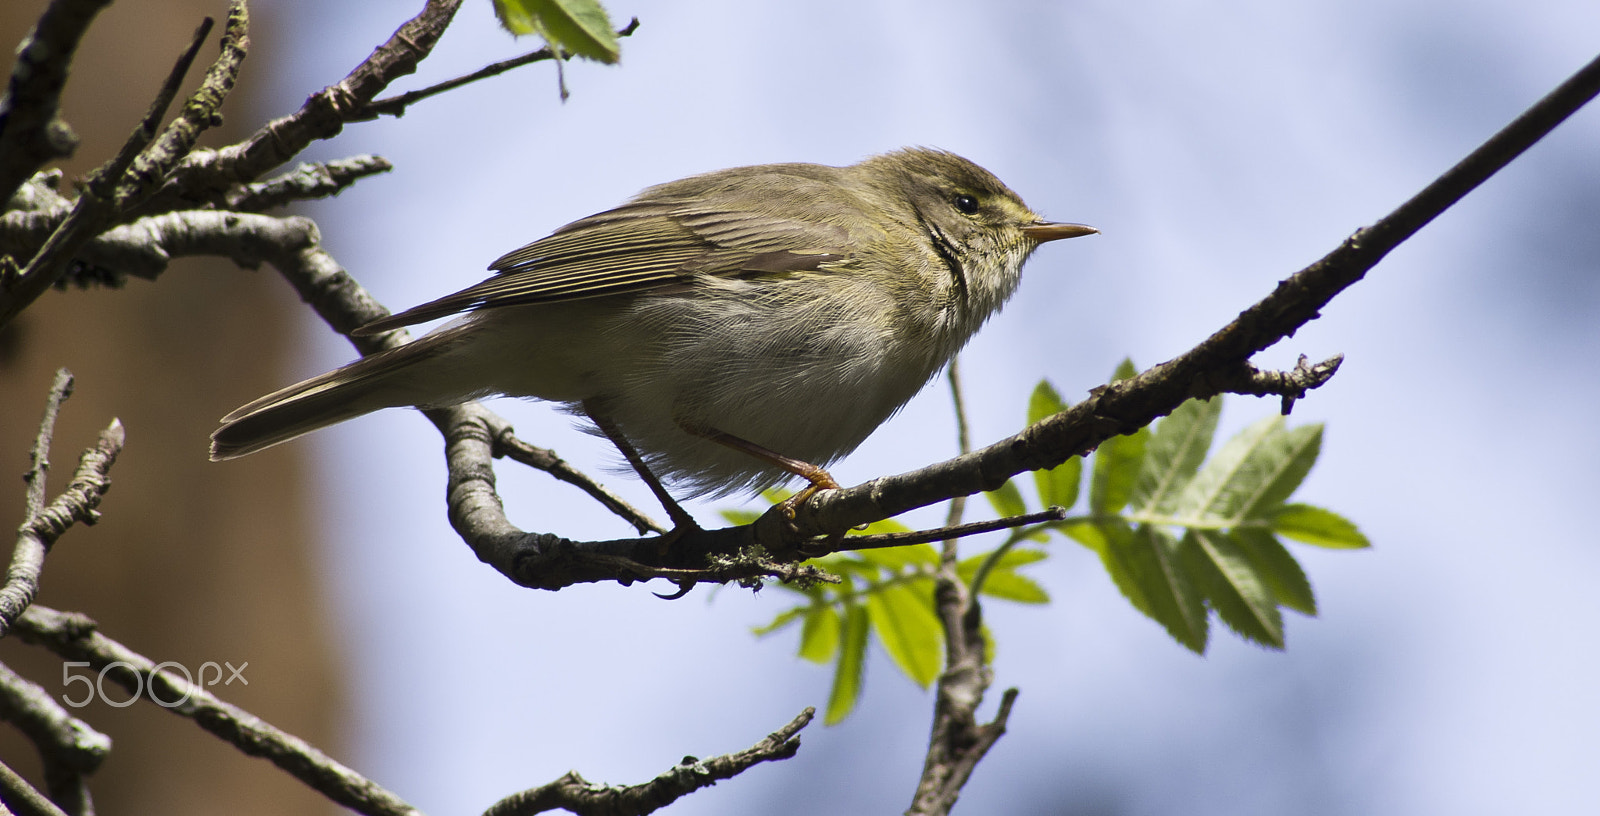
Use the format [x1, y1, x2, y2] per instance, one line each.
[0, 371, 122, 637]
[0, 660, 109, 813]
[483, 707, 813, 816]
[222, 156, 394, 212]
[118, 2, 250, 212]
[0, 14, 215, 327]
[11, 606, 420, 816]
[140, 0, 467, 214]
[0, 758, 69, 816]
[0, 0, 113, 204]
[490, 420, 666, 535]
[356, 18, 641, 120]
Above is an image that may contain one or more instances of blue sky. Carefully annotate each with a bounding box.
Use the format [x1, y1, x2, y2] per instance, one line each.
[261, 1, 1600, 813]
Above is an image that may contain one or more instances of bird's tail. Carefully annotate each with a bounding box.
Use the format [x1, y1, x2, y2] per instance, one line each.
[210, 328, 479, 460]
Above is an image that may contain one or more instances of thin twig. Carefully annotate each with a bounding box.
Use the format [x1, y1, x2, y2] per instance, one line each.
[483, 707, 812, 816]
[0, 14, 215, 327]
[356, 18, 641, 120]
[821, 508, 1065, 552]
[0, 758, 69, 816]
[12, 606, 421, 816]
[222, 156, 393, 212]
[0, 659, 109, 812]
[0, 0, 114, 204]
[0, 412, 123, 637]
[139, 0, 467, 214]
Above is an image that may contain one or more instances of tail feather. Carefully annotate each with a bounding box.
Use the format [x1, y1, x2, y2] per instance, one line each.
[210, 331, 471, 460]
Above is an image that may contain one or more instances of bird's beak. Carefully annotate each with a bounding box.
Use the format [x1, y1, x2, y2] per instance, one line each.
[1022, 221, 1099, 243]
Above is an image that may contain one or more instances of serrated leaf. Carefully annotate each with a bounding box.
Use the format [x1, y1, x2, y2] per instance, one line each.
[1183, 530, 1284, 648]
[957, 547, 1049, 578]
[798, 603, 840, 664]
[825, 601, 869, 724]
[1131, 396, 1221, 513]
[1272, 503, 1370, 549]
[1061, 519, 1107, 554]
[865, 582, 942, 689]
[1089, 426, 1150, 515]
[1233, 527, 1317, 615]
[856, 543, 938, 571]
[974, 569, 1050, 604]
[986, 479, 1028, 517]
[1175, 418, 1322, 524]
[1096, 522, 1207, 652]
[493, 0, 621, 63]
[1028, 379, 1068, 425]
[752, 605, 807, 636]
[1034, 457, 1083, 512]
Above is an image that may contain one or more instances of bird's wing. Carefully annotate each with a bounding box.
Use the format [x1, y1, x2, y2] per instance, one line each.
[353, 196, 853, 336]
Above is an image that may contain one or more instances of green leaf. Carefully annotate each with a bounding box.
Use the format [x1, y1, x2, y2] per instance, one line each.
[1130, 396, 1221, 514]
[798, 603, 841, 664]
[957, 547, 1049, 577]
[1027, 379, 1068, 425]
[1096, 522, 1207, 652]
[1233, 527, 1317, 615]
[865, 582, 943, 689]
[1272, 503, 1370, 549]
[752, 605, 806, 636]
[847, 516, 915, 537]
[1089, 426, 1150, 515]
[825, 601, 869, 724]
[493, 0, 621, 63]
[719, 508, 762, 527]
[856, 543, 938, 571]
[1035, 457, 1083, 512]
[986, 479, 1028, 518]
[974, 569, 1050, 604]
[1175, 418, 1322, 524]
[1182, 530, 1284, 648]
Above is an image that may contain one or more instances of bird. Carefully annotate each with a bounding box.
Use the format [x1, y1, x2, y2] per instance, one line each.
[210, 148, 1096, 524]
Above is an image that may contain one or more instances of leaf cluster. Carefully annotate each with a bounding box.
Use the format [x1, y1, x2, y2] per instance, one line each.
[740, 361, 1368, 722]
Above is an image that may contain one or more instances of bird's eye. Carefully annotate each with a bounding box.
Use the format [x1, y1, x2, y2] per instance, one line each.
[953, 194, 979, 215]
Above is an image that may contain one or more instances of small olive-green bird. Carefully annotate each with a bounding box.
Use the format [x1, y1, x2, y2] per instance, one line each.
[211, 148, 1096, 507]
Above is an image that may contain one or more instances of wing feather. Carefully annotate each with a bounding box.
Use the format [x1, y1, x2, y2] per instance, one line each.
[354, 180, 857, 336]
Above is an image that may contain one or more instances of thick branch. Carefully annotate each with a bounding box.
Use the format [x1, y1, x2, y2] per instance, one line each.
[483, 708, 812, 816]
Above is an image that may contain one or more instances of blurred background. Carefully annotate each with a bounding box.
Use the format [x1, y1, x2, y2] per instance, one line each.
[3, 0, 1598, 814]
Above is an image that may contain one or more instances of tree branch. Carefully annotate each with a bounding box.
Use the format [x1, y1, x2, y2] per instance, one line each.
[0, 0, 113, 205]
[11, 606, 420, 816]
[0, 371, 122, 637]
[0, 660, 109, 814]
[789, 49, 1600, 539]
[0, 13, 216, 327]
[482, 707, 813, 816]
[355, 18, 641, 120]
[137, 0, 466, 214]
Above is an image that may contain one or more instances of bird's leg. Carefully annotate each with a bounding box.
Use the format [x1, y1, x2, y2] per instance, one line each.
[677, 422, 840, 518]
[583, 402, 700, 533]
